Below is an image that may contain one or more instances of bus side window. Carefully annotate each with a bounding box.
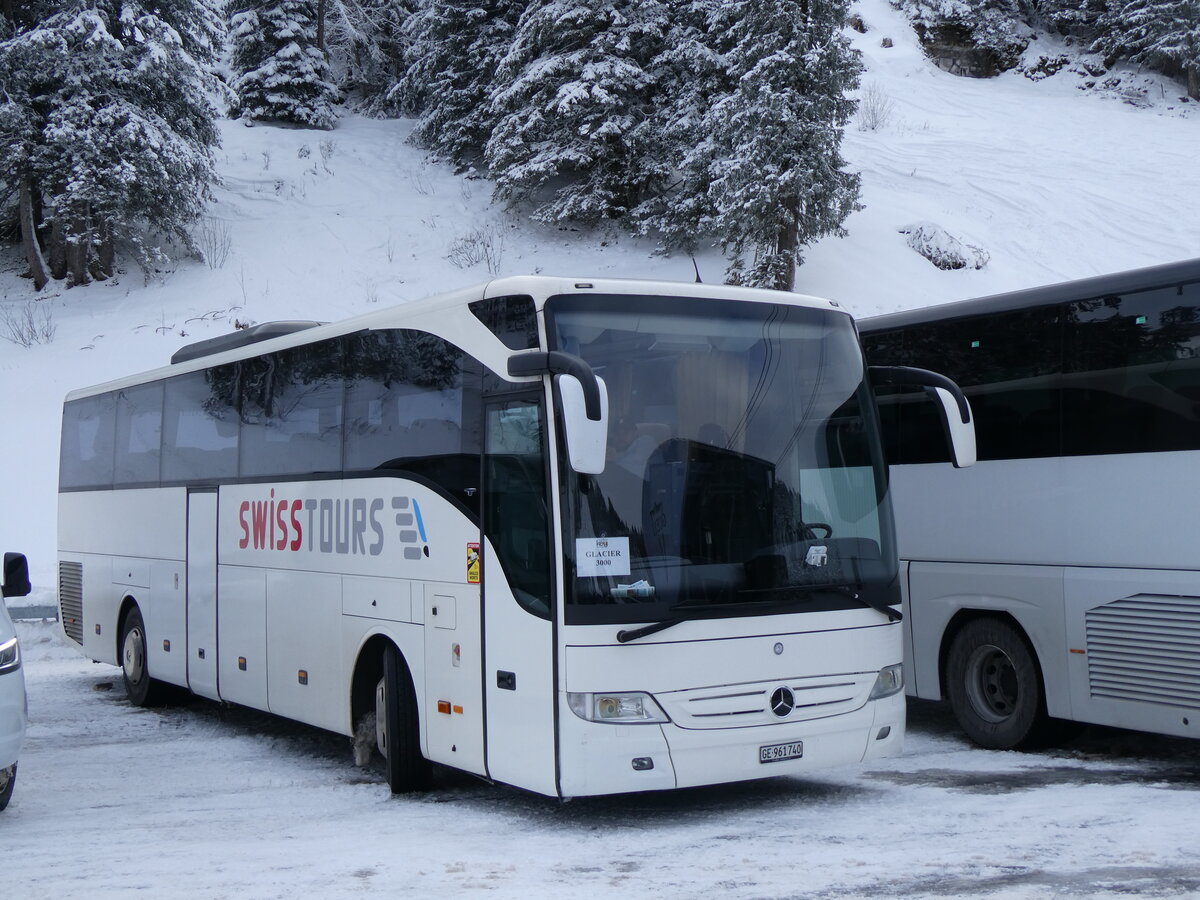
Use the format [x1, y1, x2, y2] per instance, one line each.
[485, 401, 551, 618]
[61, 392, 117, 490]
[240, 340, 345, 477]
[1063, 284, 1200, 456]
[161, 366, 240, 483]
[114, 383, 164, 486]
[344, 330, 483, 514]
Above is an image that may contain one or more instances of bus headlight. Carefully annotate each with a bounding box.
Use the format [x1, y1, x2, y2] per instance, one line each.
[0, 637, 20, 676]
[567, 691, 670, 724]
[869, 664, 904, 700]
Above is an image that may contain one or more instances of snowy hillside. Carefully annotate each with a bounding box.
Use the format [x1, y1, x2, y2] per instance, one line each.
[3, 0, 1199, 588]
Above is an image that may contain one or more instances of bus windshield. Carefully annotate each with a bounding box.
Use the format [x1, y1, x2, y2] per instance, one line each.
[547, 294, 897, 626]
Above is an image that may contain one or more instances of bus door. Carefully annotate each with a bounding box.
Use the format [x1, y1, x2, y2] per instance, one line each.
[480, 394, 558, 795]
[186, 490, 220, 701]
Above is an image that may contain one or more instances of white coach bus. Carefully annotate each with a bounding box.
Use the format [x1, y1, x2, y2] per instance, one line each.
[58, 276, 973, 797]
[861, 258, 1200, 750]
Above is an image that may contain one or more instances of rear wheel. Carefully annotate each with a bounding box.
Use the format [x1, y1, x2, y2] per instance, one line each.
[120, 606, 166, 707]
[945, 618, 1052, 750]
[0, 763, 15, 811]
[376, 644, 431, 793]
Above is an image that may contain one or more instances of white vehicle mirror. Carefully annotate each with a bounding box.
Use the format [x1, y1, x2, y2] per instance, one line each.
[869, 365, 976, 469]
[929, 386, 976, 468]
[557, 374, 609, 474]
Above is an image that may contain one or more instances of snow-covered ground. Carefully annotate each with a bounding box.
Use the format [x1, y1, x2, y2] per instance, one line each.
[7, 618, 1200, 898]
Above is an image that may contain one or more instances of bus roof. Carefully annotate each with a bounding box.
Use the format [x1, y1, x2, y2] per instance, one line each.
[64, 275, 843, 402]
[860, 257, 1200, 333]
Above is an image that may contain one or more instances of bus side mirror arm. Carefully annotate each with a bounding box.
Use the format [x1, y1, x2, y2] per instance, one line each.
[869, 365, 977, 468]
[508, 351, 603, 421]
[507, 351, 609, 474]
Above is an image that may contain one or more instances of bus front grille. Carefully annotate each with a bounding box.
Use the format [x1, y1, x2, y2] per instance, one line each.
[58, 561, 84, 645]
[1085, 594, 1200, 710]
[659, 673, 875, 729]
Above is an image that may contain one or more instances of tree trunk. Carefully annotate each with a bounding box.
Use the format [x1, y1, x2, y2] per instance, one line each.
[66, 210, 92, 287]
[316, 0, 326, 53]
[17, 174, 50, 291]
[774, 205, 800, 292]
[94, 219, 114, 281]
[1189, 66, 1199, 102]
[47, 213, 67, 281]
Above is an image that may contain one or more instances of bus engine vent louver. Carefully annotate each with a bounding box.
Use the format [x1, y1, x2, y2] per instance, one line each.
[58, 561, 84, 645]
[1085, 594, 1200, 710]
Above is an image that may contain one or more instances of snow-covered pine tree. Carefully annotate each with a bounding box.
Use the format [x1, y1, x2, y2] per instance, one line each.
[1095, 0, 1200, 98]
[0, 1, 221, 287]
[230, 0, 340, 128]
[324, 0, 413, 107]
[630, 0, 734, 254]
[388, 0, 522, 164]
[692, 0, 862, 290]
[484, 0, 669, 225]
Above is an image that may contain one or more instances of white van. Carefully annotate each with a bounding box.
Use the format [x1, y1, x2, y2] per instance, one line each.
[1, 552, 30, 811]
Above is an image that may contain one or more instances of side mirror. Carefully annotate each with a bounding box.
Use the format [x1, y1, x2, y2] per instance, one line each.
[507, 350, 610, 474]
[2, 552, 31, 599]
[869, 366, 976, 468]
[556, 374, 609, 475]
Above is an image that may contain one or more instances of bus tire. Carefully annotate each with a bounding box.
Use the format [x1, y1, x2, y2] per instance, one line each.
[378, 644, 431, 794]
[945, 617, 1051, 750]
[0, 763, 15, 812]
[119, 606, 166, 707]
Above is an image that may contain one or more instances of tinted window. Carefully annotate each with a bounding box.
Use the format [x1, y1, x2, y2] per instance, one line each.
[240, 339, 344, 477]
[1063, 283, 1200, 455]
[162, 365, 240, 482]
[344, 330, 482, 511]
[60, 393, 116, 489]
[867, 307, 1063, 462]
[469, 295, 539, 350]
[485, 399, 551, 618]
[114, 383, 163, 485]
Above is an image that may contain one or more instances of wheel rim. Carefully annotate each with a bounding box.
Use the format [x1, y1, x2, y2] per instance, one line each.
[122, 626, 145, 686]
[963, 642, 1019, 724]
[375, 676, 389, 758]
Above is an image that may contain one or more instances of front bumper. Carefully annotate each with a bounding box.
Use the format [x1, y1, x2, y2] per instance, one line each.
[557, 691, 905, 797]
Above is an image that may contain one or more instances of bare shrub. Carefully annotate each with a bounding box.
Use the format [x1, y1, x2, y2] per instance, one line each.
[1, 301, 56, 347]
[194, 217, 233, 269]
[446, 226, 505, 275]
[858, 82, 895, 132]
[407, 168, 434, 196]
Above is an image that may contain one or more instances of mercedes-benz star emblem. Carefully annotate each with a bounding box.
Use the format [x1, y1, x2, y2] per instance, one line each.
[770, 686, 795, 718]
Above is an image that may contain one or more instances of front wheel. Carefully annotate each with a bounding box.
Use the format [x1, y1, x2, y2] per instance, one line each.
[376, 644, 431, 794]
[0, 763, 15, 811]
[944, 618, 1051, 750]
[120, 606, 166, 707]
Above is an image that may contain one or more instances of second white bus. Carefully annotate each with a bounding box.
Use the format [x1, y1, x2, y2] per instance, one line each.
[862, 258, 1200, 749]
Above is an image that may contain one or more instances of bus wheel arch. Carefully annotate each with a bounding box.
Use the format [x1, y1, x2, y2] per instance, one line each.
[940, 611, 1054, 750]
[350, 636, 430, 793]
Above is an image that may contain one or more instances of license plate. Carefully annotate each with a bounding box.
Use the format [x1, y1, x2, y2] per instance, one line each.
[759, 740, 804, 763]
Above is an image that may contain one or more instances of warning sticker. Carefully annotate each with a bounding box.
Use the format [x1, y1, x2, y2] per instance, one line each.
[466, 543, 480, 584]
[575, 537, 631, 577]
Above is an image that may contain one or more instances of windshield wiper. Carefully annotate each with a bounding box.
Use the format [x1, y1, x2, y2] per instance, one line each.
[614, 585, 900, 644]
[615, 601, 770, 644]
